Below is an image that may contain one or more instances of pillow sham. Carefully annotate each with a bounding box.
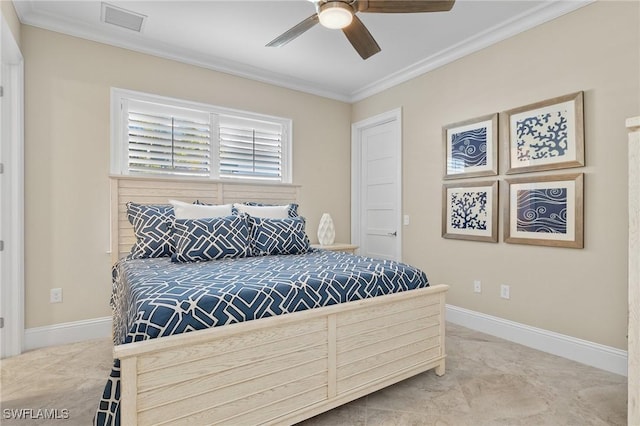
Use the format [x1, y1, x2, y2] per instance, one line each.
[126, 202, 175, 259]
[196, 200, 240, 216]
[171, 215, 251, 263]
[170, 199, 233, 219]
[247, 216, 311, 256]
[245, 202, 299, 218]
[234, 203, 299, 219]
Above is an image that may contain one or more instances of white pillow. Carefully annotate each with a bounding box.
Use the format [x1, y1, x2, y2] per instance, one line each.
[233, 203, 290, 219]
[170, 200, 233, 219]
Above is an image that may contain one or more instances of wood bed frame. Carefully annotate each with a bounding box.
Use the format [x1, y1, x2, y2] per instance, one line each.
[110, 175, 448, 425]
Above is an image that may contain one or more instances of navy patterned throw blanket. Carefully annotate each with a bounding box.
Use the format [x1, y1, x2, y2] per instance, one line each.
[95, 250, 428, 425]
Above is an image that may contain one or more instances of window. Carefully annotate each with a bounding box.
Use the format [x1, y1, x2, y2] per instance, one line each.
[219, 115, 283, 180]
[111, 88, 292, 182]
[126, 100, 211, 177]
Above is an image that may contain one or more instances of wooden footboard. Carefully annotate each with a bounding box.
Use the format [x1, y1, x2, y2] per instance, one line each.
[114, 284, 448, 425]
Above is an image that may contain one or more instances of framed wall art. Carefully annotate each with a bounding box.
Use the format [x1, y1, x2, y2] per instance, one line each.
[442, 180, 498, 242]
[503, 91, 584, 174]
[504, 173, 583, 248]
[443, 113, 498, 179]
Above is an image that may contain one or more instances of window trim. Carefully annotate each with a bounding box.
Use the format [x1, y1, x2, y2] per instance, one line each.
[110, 88, 292, 183]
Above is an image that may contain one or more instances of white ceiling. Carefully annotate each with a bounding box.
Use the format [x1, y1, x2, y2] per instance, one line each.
[13, 0, 591, 102]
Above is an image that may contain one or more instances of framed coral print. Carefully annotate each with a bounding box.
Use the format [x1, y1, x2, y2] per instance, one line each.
[504, 91, 584, 174]
[442, 180, 498, 242]
[443, 113, 498, 179]
[504, 173, 583, 248]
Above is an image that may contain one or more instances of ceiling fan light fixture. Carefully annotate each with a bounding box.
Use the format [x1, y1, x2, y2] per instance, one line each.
[318, 2, 353, 29]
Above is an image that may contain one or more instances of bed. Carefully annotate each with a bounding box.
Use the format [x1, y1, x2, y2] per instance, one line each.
[96, 176, 448, 425]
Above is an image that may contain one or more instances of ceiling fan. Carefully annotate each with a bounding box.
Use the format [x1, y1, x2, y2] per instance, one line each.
[266, 0, 456, 60]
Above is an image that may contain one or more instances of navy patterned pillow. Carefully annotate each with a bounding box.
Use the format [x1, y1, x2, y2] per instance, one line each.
[171, 215, 251, 263]
[248, 216, 311, 256]
[126, 202, 175, 259]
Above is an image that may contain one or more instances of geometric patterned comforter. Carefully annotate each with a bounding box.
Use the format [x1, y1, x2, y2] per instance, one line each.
[95, 249, 428, 425]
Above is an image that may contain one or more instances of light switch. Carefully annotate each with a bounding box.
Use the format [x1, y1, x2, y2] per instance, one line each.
[403, 215, 410, 226]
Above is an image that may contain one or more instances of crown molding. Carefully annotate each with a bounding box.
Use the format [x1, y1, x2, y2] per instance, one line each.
[14, 0, 594, 104]
[13, 1, 352, 102]
[349, 0, 595, 102]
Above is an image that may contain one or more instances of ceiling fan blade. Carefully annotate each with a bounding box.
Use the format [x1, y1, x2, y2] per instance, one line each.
[342, 15, 381, 60]
[266, 14, 319, 47]
[358, 0, 455, 13]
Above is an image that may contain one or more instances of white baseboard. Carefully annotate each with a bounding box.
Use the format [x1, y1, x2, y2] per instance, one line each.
[446, 304, 628, 376]
[23, 308, 628, 377]
[24, 317, 112, 351]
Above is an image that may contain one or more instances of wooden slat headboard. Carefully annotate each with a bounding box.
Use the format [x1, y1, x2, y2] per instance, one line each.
[110, 175, 300, 263]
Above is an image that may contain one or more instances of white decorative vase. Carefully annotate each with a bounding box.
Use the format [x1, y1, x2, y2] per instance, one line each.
[317, 213, 336, 246]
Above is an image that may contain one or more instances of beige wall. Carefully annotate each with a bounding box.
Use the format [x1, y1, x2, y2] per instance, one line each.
[353, 1, 639, 349]
[22, 1, 639, 350]
[22, 26, 351, 328]
[1, 0, 21, 48]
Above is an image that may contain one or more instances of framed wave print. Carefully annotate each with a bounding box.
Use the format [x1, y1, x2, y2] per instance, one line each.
[443, 113, 498, 179]
[504, 91, 584, 174]
[442, 180, 498, 242]
[504, 173, 583, 248]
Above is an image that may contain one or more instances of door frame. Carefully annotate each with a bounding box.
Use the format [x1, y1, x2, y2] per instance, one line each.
[1, 13, 25, 358]
[351, 108, 402, 260]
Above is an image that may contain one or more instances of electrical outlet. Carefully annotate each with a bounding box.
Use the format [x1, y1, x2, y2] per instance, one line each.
[50, 288, 63, 303]
[500, 284, 510, 300]
[473, 280, 482, 293]
[403, 215, 410, 226]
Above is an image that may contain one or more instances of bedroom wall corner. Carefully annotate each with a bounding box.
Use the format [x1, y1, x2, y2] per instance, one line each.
[1, 1, 21, 49]
[351, 1, 640, 351]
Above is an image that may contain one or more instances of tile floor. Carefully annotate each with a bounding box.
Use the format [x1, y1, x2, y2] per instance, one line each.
[0, 323, 627, 426]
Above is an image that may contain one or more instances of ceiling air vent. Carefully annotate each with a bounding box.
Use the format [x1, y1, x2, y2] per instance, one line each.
[101, 3, 146, 32]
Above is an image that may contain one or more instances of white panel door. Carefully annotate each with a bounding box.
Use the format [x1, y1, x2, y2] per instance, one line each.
[352, 109, 401, 261]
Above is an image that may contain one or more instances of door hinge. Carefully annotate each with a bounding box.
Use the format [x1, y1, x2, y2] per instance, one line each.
[0, 86, 4, 97]
[0, 163, 4, 174]
[0, 240, 4, 251]
[0, 318, 4, 329]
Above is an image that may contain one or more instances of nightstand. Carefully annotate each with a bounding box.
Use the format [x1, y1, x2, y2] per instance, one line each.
[311, 243, 359, 254]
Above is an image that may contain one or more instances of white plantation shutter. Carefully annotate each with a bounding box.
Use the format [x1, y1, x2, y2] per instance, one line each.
[112, 89, 292, 182]
[219, 115, 283, 180]
[127, 100, 211, 177]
